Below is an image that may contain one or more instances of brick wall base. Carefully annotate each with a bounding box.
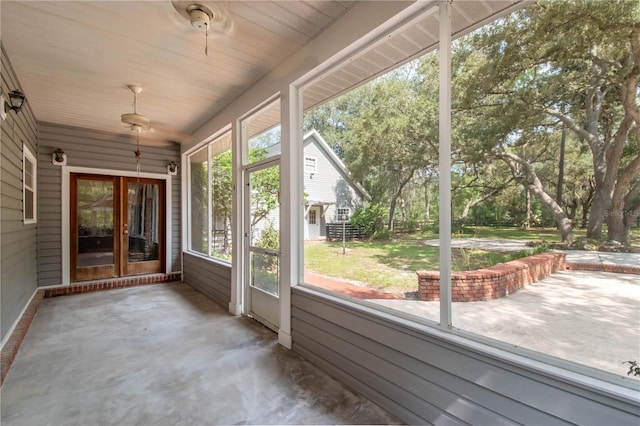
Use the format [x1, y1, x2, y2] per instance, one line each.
[1, 272, 181, 387]
[0, 291, 44, 386]
[564, 262, 640, 275]
[43, 272, 182, 298]
[417, 252, 567, 302]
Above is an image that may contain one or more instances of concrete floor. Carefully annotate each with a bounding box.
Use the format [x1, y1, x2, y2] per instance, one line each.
[1, 283, 399, 425]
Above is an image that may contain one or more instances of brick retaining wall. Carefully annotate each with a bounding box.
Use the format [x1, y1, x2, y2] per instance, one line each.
[417, 252, 567, 302]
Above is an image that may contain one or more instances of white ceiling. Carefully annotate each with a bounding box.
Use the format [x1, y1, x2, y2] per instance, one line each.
[1, 0, 355, 145]
[1, 0, 527, 147]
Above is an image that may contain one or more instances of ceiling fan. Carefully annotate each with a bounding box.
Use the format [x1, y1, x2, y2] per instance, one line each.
[121, 85, 152, 175]
[171, 1, 234, 55]
[121, 85, 151, 133]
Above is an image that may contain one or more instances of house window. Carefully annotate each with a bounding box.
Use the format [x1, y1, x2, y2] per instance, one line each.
[336, 207, 350, 222]
[187, 132, 232, 262]
[304, 156, 317, 173]
[308, 209, 317, 225]
[23, 144, 37, 224]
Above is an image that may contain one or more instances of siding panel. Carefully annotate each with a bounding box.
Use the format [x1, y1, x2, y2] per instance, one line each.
[37, 122, 182, 285]
[183, 252, 231, 307]
[291, 287, 640, 425]
[1, 44, 39, 341]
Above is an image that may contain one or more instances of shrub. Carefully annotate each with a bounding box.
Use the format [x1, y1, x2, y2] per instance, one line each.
[372, 229, 393, 240]
[257, 221, 279, 250]
[351, 205, 386, 237]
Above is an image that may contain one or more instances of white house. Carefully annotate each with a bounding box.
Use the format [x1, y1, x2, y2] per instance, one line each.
[268, 130, 370, 239]
[302, 130, 370, 239]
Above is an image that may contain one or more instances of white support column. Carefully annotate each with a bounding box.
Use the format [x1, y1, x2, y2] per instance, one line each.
[439, 0, 452, 328]
[278, 84, 303, 349]
[229, 120, 243, 315]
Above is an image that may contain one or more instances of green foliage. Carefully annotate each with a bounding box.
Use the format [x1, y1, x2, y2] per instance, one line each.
[372, 229, 393, 240]
[351, 205, 386, 237]
[455, 0, 640, 242]
[257, 221, 279, 250]
[303, 0, 639, 245]
[249, 162, 280, 230]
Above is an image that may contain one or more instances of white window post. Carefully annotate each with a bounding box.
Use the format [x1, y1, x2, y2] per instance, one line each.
[439, 0, 452, 328]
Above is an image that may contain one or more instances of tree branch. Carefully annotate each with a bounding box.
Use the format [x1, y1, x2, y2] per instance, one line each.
[544, 108, 599, 146]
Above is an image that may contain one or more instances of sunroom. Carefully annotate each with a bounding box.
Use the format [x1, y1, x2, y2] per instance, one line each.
[1, 1, 638, 424]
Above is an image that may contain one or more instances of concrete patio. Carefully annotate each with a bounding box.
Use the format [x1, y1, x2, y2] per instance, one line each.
[0, 283, 399, 425]
[371, 269, 640, 377]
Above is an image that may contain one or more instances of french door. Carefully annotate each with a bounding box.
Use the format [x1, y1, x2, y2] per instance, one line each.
[71, 174, 165, 282]
[244, 162, 280, 330]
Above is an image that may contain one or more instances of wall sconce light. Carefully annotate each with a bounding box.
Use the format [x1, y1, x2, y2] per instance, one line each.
[52, 148, 67, 166]
[167, 161, 178, 176]
[1, 90, 26, 120]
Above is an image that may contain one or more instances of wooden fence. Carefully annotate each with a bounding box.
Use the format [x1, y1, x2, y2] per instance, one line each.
[326, 223, 365, 241]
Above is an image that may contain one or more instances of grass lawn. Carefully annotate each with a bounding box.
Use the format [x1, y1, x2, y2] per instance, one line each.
[304, 226, 640, 295]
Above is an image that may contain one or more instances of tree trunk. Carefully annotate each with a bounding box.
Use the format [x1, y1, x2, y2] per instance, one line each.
[581, 200, 590, 229]
[580, 177, 595, 228]
[387, 197, 396, 231]
[500, 152, 573, 241]
[608, 180, 640, 245]
[556, 125, 566, 205]
[587, 188, 608, 239]
[526, 188, 532, 229]
[567, 197, 578, 220]
[528, 184, 573, 242]
[387, 169, 416, 231]
[606, 213, 629, 245]
[460, 183, 510, 226]
[527, 183, 573, 241]
[424, 182, 430, 222]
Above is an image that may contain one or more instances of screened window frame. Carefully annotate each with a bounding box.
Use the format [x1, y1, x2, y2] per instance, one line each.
[186, 133, 233, 263]
[22, 144, 37, 224]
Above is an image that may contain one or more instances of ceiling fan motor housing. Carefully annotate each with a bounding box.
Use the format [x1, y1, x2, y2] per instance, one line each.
[121, 112, 150, 130]
[189, 7, 211, 30]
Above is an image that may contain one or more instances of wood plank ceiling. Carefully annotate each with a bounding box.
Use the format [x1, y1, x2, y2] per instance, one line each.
[1, 0, 355, 145]
[1, 1, 526, 146]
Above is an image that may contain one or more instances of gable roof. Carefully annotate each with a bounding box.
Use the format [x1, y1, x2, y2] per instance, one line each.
[303, 130, 371, 202]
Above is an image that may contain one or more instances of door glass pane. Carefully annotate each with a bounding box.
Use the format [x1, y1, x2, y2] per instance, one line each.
[128, 182, 160, 262]
[249, 165, 280, 296]
[251, 252, 279, 296]
[249, 166, 280, 248]
[77, 179, 114, 267]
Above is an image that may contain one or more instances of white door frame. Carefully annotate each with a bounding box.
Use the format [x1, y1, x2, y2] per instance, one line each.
[243, 158, 281, 331]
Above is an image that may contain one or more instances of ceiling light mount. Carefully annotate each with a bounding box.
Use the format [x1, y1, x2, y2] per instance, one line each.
[188, 4, 213, 30]
[172, 1, 232, 56]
